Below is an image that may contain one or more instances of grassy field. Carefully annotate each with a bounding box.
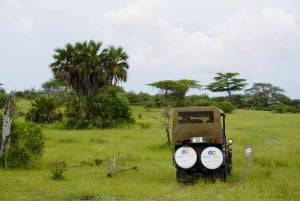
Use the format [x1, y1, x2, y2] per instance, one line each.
[0, 103, 299, 201]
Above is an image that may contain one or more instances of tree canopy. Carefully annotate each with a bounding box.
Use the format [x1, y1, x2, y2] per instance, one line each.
[47, 40, 133, 129]
[42, 79, 65, 93]
[50, 40, 129, 98]
[148, 79, 201, 106]
[245, 82, 288, 108]
[206, 72, 247, 101]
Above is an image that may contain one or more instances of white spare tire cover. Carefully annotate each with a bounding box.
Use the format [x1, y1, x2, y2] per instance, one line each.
[200, 146, 223, 170]
[175, 146, 197, 169]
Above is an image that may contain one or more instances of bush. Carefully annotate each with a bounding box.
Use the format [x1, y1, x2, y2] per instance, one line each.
[139, 122, 151, 129]
[0, 122, 44, 169]
[63, 94, 135, 129]
[0, 113, 2, 134]
[215, 101, 236, 113]
[26, 96, 63, 123]
[0, 92, 8, 108]
[185, 95, 210, 107]
[48, 160, 67, 180]
[269, 105, 298, 113]
[196, 99, 214, 107]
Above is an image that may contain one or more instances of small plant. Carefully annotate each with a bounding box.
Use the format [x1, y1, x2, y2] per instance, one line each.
[80, 159, 94, 166]
[216, 101, 236, 113]
[93, 158, 103, 166]
[138, 113, 142, 119]
[79, 158, 103, 166]
[139, 122, 151, 129]
[59, 137, 73, 143]
[48, 160, 67, 180]
[90, 137, 107, 144]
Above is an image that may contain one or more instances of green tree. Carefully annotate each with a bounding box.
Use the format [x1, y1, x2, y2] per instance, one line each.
[42, 79, 69, 104]
[42, 79, 65, 94]
[0, 83, 4, 93]
[50, 40, 131, 128]
[245, 82, 288, 109]
[148, 79, 201, 106]
[102, 46, 129, 86]
[50, 40, 104, 98]
[206, 72, 247, 102]
[0, 90, 7, 108]
[50, 40, 128, 98]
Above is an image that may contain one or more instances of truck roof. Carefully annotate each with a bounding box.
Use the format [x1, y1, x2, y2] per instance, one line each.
[173, 106, 224, 114]
[172, 107, 224, 144]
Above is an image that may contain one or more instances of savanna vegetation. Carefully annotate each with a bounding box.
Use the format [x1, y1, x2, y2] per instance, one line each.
[0, 101, 299, 201]
[1, 40, 300, 200]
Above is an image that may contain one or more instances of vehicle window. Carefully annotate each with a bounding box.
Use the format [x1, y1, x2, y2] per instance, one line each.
[178, 111, 214, 124]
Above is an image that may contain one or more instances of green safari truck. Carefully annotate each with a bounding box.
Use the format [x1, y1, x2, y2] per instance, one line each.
[172, 107, 233, 182]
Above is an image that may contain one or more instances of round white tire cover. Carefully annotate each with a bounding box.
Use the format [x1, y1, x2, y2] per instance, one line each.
[200, 146, 224, 170]
[175, 146, 197, 169]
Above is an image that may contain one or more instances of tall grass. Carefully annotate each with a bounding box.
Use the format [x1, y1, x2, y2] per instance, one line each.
[0, 106, 299, 201]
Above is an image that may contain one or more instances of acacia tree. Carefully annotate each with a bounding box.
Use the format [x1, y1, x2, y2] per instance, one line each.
[245, 82, 288, 108]
[148, 79, 201, 106]
[206, 72, 247, 102]
[42, 79, 65, 94]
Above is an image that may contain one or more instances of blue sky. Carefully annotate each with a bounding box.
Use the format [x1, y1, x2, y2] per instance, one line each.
[1, 0, 300, 98]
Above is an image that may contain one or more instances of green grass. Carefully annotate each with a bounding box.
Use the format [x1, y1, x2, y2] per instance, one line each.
[1, 105, 300, 201]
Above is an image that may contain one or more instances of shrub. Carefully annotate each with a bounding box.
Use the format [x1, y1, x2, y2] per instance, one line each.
[139, 122, 151, 129]
[184, 95, 210, 107]
[25, 96, 63, 123]
[0, 113, 2, 134]
[0, 122, 44, 169]
[196, 99, 214, 107]
[269, 104, 298, 113]
[63, 94, 135, 129]
[144, 100, 156, 108]
[0, 92, 8, 108]
[48, 160, 67, 180]
[216, 101, 236, 113]
[5, 145, 32, 169]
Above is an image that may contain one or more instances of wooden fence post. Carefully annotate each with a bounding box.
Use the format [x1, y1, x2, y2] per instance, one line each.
[0, 95, 13, 162]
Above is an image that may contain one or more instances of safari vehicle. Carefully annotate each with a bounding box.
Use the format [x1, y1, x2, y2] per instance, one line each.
[172, 107, 233, 182]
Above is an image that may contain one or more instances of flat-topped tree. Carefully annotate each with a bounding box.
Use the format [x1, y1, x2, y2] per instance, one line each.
[206, 72, 247, 102]
[245, 82, 289, 108]
[148, 79, 201, 106]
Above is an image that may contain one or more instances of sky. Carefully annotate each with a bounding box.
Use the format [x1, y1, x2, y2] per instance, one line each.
[1, 0, 300, 99]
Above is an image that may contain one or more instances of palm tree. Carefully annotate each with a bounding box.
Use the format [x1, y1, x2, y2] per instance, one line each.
[50, 41, 129, 98]
[103, 46, 129, 86]
[49, 40, 131, 129]
[50, 40, 106, 98]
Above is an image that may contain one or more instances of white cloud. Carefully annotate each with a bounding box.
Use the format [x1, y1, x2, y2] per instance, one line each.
[105, 2, 300, 73]
[0, 0, 299, 98]
[103, 1, 300, 97]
